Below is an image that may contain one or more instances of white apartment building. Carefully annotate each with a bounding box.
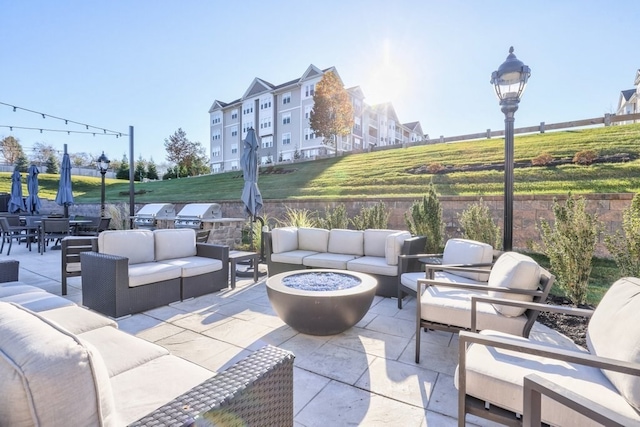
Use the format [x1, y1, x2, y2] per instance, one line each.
[208, 64, 424, 173]
[615, 69, 640, 125]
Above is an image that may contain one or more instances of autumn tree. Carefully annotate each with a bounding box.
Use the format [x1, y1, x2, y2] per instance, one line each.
[309, 71, 354, 156]
[1, 136, 25, 165]
[30, 142, 59, 166]
[164, 128, 209, 177]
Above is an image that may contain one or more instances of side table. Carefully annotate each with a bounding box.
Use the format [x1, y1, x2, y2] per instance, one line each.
[228, 250, 260, 289]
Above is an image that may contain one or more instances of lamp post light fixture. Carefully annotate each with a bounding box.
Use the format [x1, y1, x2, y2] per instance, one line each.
[97, 151, 111, 217]
[491, 46, 531, 251]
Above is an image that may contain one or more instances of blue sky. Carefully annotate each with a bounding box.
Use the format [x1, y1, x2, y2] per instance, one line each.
[1, 0, 638, 168]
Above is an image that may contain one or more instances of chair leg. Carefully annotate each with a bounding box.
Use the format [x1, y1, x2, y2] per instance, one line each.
[6, 238, 12, 256]
[415, 320, 421, 363]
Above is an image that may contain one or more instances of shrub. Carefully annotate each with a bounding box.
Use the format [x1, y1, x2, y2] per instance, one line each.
[604, 193, 640, 277]
[458, 199, 501, 249]
[573, 150, 597, 165]
[426, 162, 444, 174]
[534, 194, 601, 305]
[317, 204, 349, 229]
[276, 207, 317, 228]
[531, 152, 554, 166]
[404, 182, 445, 253]
[351, 201, 390, 230]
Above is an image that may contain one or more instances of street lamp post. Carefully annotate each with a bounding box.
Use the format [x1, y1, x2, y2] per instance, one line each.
[491, 47, 531, 251]
[97, 152, 111, 217]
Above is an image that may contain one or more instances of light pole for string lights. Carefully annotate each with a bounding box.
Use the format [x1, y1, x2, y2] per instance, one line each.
[97, 151, 110, 217]
[490, 46, 531, 251]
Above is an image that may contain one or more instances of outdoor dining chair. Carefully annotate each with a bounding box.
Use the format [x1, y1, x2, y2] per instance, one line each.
[0, 217, 38, 255]
[40, 218, 71, 254]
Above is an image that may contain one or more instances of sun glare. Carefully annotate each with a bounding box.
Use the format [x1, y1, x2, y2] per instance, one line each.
[364, 38, 409, 105]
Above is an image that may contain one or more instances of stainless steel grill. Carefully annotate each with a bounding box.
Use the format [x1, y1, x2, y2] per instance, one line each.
[134, 203, 176, 229]
[174, 203, 222, 229]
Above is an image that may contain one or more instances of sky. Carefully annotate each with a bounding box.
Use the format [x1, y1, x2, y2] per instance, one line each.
[1, 0, 639, 169]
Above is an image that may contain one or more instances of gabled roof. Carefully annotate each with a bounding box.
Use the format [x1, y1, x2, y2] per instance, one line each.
[347, 86, 366, 99]
[621, 89, 636, 101]
[403, 121, 419, 131]
[208, 100, 228, 113]
[242, 78, 275, 100]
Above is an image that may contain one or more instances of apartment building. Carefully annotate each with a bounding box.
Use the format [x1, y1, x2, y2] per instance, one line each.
[615, 69, 640, 125]
[208, 64, 424, 173]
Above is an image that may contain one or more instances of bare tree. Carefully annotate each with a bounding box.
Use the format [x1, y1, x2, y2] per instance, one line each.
[1, 136, 25, 165]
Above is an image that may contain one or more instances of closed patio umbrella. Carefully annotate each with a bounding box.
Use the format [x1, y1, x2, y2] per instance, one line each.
[8, 168, 26, 213]
[26, 164, 42, 214]
[55, 152, 74, 217]
[240, 128, 263, 220]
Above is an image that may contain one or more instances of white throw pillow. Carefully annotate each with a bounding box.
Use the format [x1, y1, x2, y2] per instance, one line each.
[487, 252, 541, 317]
[271, 227, 298, 254]
[385, 231, 411, 265]
[587, 277, 640, 412]
[154, 228, 197, 261]
[298, 227, 329, 253]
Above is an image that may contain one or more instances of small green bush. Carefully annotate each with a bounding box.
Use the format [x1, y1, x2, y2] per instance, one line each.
[404, 182, 445, 253]
[276, 207, 317, 228]
[531, 152, 554, 166]
[458, 199, 501, 249]
[317, 204, 349, 229]
[535, 194, 601, 305]
[605, 193, 640, 277]
[573, 149, 597, 165]
[351, 201, 390, 230]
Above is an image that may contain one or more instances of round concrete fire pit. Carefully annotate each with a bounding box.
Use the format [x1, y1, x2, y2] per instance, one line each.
[266, 269, 377, 335]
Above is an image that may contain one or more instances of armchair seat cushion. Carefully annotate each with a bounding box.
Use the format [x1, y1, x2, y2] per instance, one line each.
[158, 256, 223, 278]
[347, 256, 398, 276]
[128, 262, 182, 288]
[402, 271, 484, 293]
[271, 250, 319, 264]
[420, 286, 527, 335]
[458, 330, 640, 426]
[303, 252, 358, 270]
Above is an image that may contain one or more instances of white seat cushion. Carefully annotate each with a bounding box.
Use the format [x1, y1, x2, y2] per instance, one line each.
[586, 277, 640, 411]
[66, 261, 82, 273]
[271, 227, 298, 253]
[303, 252, 358, 270]
[328, 229, 364, 256]
[99, 230, 155, 265]
[0, 302, 116, 427]
[271, 250, 318, 265]
[154, 228, 197, 261]
[401, 271, 484, 293]
[420, 285, 527, 335]
[0, 281, 47, 298]
[458, 330, 640, 427]
[441, 238, 494, 281]
[0, 291, 75, 312]
[487, 252, 541, 317]
[158, 256, 223, 278]
[298, 227, 329, 252]
[127, 262, 182, 288]
[347, 256, 397, 276]
[39, 305, 117, 334]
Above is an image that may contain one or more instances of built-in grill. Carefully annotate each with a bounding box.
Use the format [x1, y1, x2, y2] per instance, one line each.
[174, 203, 222, 229]
[134, 203, 176, 229]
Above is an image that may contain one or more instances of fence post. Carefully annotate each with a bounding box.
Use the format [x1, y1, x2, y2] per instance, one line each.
[604, 113, 611, 126]
[540, 122, 545, 133]
[486, 129, 491, 139]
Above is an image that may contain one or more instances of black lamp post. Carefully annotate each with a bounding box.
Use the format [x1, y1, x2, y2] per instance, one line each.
[491, 46, 531, 251]
[97, 151, 110, 217]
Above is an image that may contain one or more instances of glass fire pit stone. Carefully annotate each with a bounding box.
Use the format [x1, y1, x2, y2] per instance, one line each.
[266, 269, 377, 336]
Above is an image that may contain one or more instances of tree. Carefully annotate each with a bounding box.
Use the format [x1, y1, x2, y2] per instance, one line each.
[116, 154, 130, 180]
[15, 152, 29, 172]
[1, 136, 25, 165]
[70, 152, 91, 172]
[164, 128, 209, 177]
[146, 157, 159, 180]
[134, 155, 146, 182]
[30, 142, 58, 166]
[309, 71, 354, 157]
[45, 153, 59, 174]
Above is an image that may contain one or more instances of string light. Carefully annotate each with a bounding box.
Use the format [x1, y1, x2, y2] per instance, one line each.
[0, 125, 124, 137]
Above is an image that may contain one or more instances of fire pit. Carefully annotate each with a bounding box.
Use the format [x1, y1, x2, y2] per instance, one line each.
[266, 270, 377, 335]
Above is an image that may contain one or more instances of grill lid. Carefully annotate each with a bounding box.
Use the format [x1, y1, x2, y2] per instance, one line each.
[176, 203, 222, 220]
[135, 203, 176, 219]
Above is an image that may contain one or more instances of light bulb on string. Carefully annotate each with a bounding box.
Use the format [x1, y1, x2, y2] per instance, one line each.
[41, 114, 45, 119]
[12, 106, 17, 112]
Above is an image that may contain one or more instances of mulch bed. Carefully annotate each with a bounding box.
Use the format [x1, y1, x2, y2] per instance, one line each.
[536, 295, 592, 348]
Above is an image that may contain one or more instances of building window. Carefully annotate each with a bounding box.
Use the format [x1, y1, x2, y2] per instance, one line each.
[231, 161, 238, 170]
[305, 84, 315, 97]
[282, 132, 291, 145]
[212, 130, 221, 141]
[212, 115, 221, 125]
[231, 144, 238, 154]
[282, 92, 291, 104]
[282, 112, 291, 125]
[231, 126, 238, 137]
[243, 122, 253, 133]
[212, 147, 220, 157]
[243, 106, 253, 115]
[231, 109, 238, 120]
[260, 98, 272, 109]
[260, 118, 271, 129]
[262, 136, 273, 148]
[212, 163, 221, 173]
[282, 152, 292, 162]
[304, 128, 316, 140]
[305, 106, 312, 119]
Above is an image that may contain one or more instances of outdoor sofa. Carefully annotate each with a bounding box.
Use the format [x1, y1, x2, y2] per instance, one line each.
[81, 228, 229, 318]
[264, 227, 426, 297]
[0, 267, 294, 426]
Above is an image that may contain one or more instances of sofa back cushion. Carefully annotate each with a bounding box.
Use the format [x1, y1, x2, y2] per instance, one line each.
[442, 238, 494, 281]
[364, 229, 395, 257]
[154, 228, 197, 261]
[487, 252, 541, 317]
[298, 227, 329, 253]
[99, 230, 155, 265]
[328, 229, 364, 256]
[271, 227, 298, 254]
[385, 231, 412, 265]
[587, 277, 640, 412]
[0, 302, 116, 426]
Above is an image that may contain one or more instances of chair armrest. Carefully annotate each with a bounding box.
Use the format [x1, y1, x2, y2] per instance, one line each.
[129, 345, 295, 427]
[80, 252, 130, 291]
[196, 243, 229, 261]
[424, 263, 493, 275]
[417, 278, 544, 297]
[523, 374, 629, 427]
